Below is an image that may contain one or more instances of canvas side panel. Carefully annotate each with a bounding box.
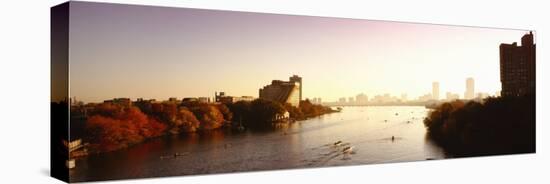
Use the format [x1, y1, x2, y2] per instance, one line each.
[51, 2, 70, 183]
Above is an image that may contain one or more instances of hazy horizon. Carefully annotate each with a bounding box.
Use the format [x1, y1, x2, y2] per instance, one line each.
[67, 2, 531, 103]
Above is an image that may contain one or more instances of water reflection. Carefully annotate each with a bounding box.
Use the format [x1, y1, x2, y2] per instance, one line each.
[70, 106, 446, 182]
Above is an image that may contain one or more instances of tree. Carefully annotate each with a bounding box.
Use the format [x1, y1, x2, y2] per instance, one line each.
[216, 103, 233, 121]
[284, 103, 304, 119]
[183, 102, 225, 130]
[248, 99, 286, 128]
[85, 105, 166, 152]
[424, 95, 535, 157]
[168, 108, 200, 134]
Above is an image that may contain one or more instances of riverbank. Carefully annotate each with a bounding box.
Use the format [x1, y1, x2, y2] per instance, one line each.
[423, 95, 535, 157]
[74, 98, 338, 155]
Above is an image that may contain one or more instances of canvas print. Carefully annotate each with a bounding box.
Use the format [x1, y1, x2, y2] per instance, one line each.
[51, 1, 536, 183]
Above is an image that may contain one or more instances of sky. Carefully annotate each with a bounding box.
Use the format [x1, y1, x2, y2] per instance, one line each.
[67, 1, 531, 103]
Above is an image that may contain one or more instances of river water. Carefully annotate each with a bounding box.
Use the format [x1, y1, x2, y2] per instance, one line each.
[70, 106, 447, 182]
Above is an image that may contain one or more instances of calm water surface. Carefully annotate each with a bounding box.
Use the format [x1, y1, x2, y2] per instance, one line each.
[70, 106, 446, 182]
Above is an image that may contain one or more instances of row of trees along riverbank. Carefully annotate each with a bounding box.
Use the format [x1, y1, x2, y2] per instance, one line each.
[78, 99, 337, 153]
[423, 95, 535, 157]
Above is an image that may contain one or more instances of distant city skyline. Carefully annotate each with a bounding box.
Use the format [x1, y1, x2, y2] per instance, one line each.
[68, 2, 530, 103]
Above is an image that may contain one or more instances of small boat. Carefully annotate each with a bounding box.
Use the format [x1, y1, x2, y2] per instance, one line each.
[237, 125, 245, 132]
[333, 140, 343, 146]
[174, 152, 187, 157]
[236, 117, 245, 132]
[342, 146, 354, 154]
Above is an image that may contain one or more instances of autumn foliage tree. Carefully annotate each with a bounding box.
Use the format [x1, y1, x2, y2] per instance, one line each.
[83, 97, 337, 153]
[182, 102, 226, 130]
[86, 103, 166, 152]
[216, 104, 233, 122]
[148, 103, 201, 134]
[173, 108, 201, 133]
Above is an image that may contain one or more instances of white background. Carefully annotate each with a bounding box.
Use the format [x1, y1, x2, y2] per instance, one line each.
[0, 0, 548, 183]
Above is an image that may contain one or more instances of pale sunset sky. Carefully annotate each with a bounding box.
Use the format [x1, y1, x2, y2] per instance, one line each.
[68, 2, 531, 103]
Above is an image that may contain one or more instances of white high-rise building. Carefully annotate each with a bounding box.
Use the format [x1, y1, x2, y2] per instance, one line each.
[432, 82, 440, 100]
[465, 78, 475, 99]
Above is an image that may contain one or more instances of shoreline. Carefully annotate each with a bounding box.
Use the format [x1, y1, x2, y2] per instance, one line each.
[78, 106, 340, 157]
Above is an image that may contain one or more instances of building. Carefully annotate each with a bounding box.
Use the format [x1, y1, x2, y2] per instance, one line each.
[432, 82, 440, 100]
[315, 98, 322, 104]
[400, 93, 407, 102]
[348, 97, 355, 104]
[167, 97, 181, 104]
[259, 76, 302, 107]
[310, 97, 322, 104]
[182, 97, 198, 102]
[418, 94, 433, 102]
[464, 78, 475, 99]
[69, 96, 84, 107]
[135, 98, 157, 104]
[273, 111, 290, 121]
[136, 98, 155, 102]
[289, 75, 303, 102]
[104, 98, 132, 107]
[338, 97, 347, 103]
[133, 98, 158, 111]
[215, 92, 255, 104]
[197, 97, 210, 103]
[356, 93, 368, 104]
[370, 93, 399, 104]
[500, 31, 536, 97]
[476, 92, 489, 99]
[446, 92, 460, 101]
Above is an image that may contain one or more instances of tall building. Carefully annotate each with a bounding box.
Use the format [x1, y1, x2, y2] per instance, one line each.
[310, 97, 322, 104]
[289, 75, 302, 102]
[465, 78, 475, 99]
[259, 77, 301, 107]
[500, 32, 536, 97]
[432, 82, 440, 100]
[418, 94, 433, 102]
[339, 97, 347, 103]
[309, 97, 321, 104]
[356, 93, 368, 104]
[400, 93, 407, 102]
[348, 97, 355, 104]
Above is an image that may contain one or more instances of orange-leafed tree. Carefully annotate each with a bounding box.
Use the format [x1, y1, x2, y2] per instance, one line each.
[169, 108, 201, 134]
[183, 103, 225, 130]
[86, 105, 166, 152]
